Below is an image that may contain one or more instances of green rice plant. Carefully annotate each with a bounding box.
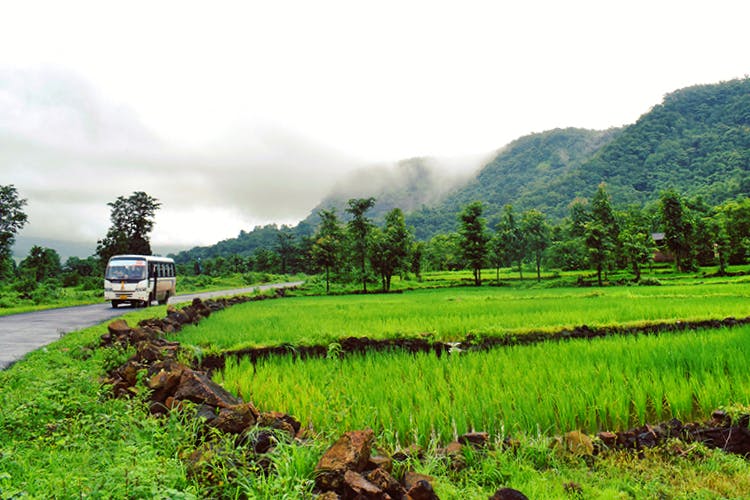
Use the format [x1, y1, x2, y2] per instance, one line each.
[175, 283, 750, 352]
[215, 326, 750, 447]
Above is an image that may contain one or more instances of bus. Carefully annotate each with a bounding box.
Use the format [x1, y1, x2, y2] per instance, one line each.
[104, 255, 176, 308]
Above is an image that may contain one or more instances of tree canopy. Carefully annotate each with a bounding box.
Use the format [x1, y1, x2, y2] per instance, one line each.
[96, 192, 161, 263]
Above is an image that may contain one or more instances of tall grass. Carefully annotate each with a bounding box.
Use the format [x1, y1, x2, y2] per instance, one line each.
[216, 326, 750, 447]
[176, 283, 750, 351]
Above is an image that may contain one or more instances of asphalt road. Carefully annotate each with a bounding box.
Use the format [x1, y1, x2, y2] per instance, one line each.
[0, 281, 302, 370]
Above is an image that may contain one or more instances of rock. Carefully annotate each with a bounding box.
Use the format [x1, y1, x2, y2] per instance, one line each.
[402, 471, 435, 491]
[489, 488, 529, 500]
[442, 441, 463, 456]
[173, 369, 242, 408]
[315, 429, 375, 492]
[107, 319, 132, 337]
[316, 492, 341, 500]
[209, 402, 260, 434]
[258, 411, 302, 437]
[596, 431, 617, 448]
[366, 467, 407, 498]
[404, 478, 438, 500]
[343, 470, 386, 498]
[147, 362, 185, 404]
[711, 410, 731, 427]
[689, 425, 750, 455]
[459, 431, 489, 448]
[248, 429, 276, 454]
[562, 431, 594, 455]
[367, 455, 393, 473]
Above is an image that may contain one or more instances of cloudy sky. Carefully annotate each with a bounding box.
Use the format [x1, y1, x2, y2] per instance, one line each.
[1, 0, 748, 256]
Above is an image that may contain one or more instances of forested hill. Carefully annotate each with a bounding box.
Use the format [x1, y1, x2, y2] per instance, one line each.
[173, 77, 750, 261]
[571, 78, 750, 208]
[409, 78, 750, 238]
[406, 127, 621, 238]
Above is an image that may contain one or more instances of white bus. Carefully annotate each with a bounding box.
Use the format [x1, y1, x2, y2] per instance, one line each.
[104, 254, 176, 308]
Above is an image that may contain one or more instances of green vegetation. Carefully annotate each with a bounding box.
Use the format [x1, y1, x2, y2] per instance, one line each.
[173, 279, 750, 351]
[217, 326, 750, 445]
[3, 272, 750, 498]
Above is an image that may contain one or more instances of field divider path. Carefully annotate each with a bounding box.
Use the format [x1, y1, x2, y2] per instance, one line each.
[200, 315, 750, 372]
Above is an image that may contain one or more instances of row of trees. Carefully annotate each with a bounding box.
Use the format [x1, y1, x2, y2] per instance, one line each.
[1, 186, 161, 295]
[185, 185, 750, 291]
[4, 182, 750, 297]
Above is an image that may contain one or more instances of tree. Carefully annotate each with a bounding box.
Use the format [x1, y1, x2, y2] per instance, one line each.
[458, 201, 489, 286]
[423, 233, 462, 271]
[19, 246, 61, 282]
[312, 209, 344, 293]
[705, 213, 731, 275]
[97, 192, 161, 264]
[584, 184, 619, 285]
[660, 189, 695, 272]
[590, 183, 619, 271]
[346, 197, 376, 293]
[275, 229, 295, 274]
[369, 208, 412, 292]
[0, 185, 29, 279]
[410, 241, 424, 281]
[521, 209, 549, 282]
[619, 228, 654, 281]
[719, 197, 750, 264]
[494, 205, 525, 281]
[585, 221, 611, 286]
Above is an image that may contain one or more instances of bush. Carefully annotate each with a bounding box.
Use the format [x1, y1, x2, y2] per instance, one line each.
[639, 277, 662, 286]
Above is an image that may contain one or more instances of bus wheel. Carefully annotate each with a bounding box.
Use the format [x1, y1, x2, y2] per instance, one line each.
[158, 293, 169, 306]
[111, 300, 120, 309]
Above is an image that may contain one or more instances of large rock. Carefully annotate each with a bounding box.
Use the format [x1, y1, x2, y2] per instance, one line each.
[489, 488, 529, 500]
[404, 477, 438, 500]
[342, 470, 386, 499]
[366, 468, 406, 498]
[173, 369, 242, 408]
[315, 429, 375, 492]
[689, 425, 750, 455]
[209, 403, 260, 434]
[258, 411, 302, 438]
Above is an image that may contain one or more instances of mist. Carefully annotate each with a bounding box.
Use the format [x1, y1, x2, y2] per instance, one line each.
[1, 68, 371, 254]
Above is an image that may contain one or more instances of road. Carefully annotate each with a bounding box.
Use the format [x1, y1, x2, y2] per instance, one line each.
[0, 282, 302, 370]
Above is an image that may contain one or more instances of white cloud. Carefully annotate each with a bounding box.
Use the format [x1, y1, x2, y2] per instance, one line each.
[0, 0, 749, 254]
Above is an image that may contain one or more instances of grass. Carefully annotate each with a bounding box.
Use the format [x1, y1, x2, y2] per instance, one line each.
[3, 269, 750, 498]
[173, 281, 750, 351]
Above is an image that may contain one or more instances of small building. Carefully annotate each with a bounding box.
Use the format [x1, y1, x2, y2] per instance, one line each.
[651, 233, 674, 263]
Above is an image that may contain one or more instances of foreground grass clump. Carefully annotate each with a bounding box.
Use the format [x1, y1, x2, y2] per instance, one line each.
[216, 325, 750, 446]
[0, 307, 200, 497]
[175, 283, 750, 351]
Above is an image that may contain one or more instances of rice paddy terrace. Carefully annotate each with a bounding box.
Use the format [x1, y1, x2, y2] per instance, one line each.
[165, 276, 750, 497]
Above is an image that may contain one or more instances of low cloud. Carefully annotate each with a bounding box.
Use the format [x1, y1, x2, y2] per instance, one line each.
[1, 68, 364, 252]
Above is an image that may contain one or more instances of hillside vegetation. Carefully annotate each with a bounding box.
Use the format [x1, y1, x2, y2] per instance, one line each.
[173, 78, 750, 260]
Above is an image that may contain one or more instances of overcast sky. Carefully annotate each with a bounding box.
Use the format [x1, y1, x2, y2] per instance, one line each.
[1, 0, 748, 255]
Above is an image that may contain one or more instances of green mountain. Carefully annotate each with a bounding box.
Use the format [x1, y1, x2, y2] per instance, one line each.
[406, 127, 621, 238]
[174, 77, 750, 260]
[572, 78, 750, 207]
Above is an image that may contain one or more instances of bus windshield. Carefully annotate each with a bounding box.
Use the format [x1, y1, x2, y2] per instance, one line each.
[105, 259, 148, 281]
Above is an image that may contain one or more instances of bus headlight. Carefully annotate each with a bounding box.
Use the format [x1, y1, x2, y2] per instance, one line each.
[135, 281, 149, 292]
